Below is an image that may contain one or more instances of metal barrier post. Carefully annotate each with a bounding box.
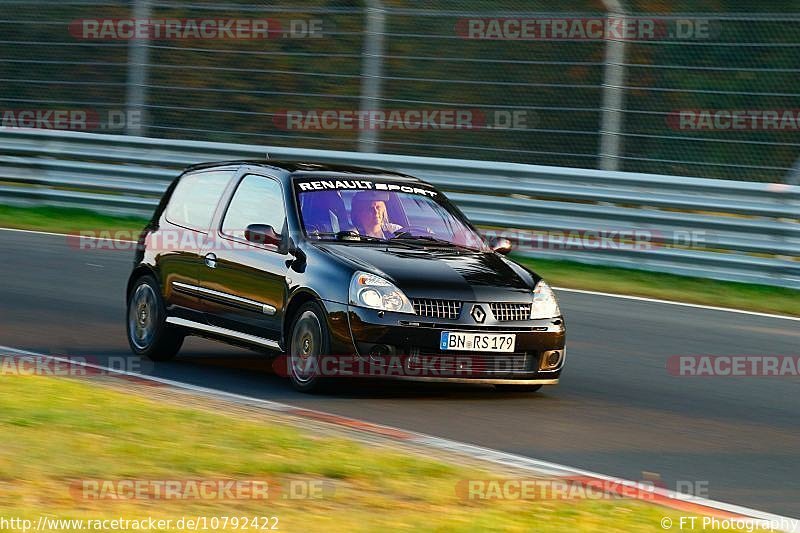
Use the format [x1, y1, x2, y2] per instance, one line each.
[599, 0, 627, 171]
[125, 0, 152, 137]
[358, 0, 386, 153]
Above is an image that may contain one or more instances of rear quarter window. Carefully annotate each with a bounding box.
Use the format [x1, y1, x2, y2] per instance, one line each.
[165, 170, 232, 232]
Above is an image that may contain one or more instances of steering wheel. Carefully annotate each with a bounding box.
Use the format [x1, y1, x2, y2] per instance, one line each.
[390, 225, 435, 238]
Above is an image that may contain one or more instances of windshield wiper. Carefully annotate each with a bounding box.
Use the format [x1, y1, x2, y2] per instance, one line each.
[388, 234, 479, 251]
[309, 230, 391, 244]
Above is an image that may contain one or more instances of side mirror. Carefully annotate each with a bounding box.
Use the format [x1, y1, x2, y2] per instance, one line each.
[245, 224, 282, 246]
[489, 237, 512, 255]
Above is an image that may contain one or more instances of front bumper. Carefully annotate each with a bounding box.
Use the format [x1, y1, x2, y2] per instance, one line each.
[337, 305, 566, 383]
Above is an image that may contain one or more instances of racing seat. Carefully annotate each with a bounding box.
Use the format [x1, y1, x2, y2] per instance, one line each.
[302, 191, 351, 235]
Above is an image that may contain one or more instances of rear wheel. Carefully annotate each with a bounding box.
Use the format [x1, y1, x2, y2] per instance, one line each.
[494, 384, 543, 393]
[288, 301, 331, 393]
[126, 275, 184, 361]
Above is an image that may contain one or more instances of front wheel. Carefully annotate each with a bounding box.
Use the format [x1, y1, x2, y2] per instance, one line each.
[126, 275, 184, 361]
[288, 301, 331, 393]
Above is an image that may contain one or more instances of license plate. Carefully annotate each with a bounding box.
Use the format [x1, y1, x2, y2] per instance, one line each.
[440, 332, 516, 353]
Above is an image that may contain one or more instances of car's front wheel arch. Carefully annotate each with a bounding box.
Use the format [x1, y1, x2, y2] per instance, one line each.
[282, 289, 326, 347]
[286, 299, 332, 392]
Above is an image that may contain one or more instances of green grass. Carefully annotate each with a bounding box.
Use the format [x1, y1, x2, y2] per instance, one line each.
[1, 204, 797, 317]
[0, 375, 735, 532]
[0, 204, 148, 234]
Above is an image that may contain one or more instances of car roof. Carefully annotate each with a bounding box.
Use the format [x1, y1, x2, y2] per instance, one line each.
[183, 160, 423, 182]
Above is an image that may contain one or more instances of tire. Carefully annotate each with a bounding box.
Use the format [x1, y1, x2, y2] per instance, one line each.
[493, 384, 543, 393]
[126, 274, 184, 361]
[287, 301, 331, 393]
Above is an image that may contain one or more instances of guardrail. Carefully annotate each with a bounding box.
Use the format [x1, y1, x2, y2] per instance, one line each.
[1, 128, 798, 289]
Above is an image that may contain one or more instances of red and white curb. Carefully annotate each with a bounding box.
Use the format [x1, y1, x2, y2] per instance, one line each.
[2, 345, 798, 532]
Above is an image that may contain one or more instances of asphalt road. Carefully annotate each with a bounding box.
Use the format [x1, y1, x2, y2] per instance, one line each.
[1, 229, 799, 516]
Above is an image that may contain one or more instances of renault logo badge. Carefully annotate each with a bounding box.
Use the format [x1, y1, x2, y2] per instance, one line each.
[471, 305, 486, 323]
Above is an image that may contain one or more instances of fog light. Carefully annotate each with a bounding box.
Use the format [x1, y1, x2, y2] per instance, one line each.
[540, 350, 563, 370]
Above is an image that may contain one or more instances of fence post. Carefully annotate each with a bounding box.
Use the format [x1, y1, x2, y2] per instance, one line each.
[358, 0, 386, 152]
[598, 0, 627, 171]
[125, 0, 151, 137]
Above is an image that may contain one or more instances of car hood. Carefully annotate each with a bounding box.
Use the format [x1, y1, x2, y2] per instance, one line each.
[315, 243, 537, 301]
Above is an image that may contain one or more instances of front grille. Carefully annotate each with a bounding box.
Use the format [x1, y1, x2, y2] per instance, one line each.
[490, 303, 532, 322]
[412, 298, 462, 320]
[408, 352, 530, 374]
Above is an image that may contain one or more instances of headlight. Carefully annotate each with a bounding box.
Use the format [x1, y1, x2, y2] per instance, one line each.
[349, 271, 414, 314]
[531, 280, 561, 319]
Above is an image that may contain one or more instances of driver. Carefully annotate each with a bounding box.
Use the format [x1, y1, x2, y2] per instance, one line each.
[350, 191, 402, 239]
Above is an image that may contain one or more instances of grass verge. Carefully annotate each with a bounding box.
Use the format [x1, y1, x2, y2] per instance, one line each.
[0, 204, 147, 234]
[1, 204, 797, 317]
[0, 374, 727, 532]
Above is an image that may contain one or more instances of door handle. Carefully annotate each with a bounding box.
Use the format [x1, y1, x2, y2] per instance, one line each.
[204, 253, 217, 269]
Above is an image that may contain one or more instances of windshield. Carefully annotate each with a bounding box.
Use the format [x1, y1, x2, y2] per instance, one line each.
[294, 178, 488, 251]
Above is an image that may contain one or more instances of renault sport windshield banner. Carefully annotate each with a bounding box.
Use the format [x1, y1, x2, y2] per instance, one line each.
[293, 178, 438, 198]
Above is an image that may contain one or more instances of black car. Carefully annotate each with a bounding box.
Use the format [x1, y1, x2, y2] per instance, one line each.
[126, 161, 566, 392]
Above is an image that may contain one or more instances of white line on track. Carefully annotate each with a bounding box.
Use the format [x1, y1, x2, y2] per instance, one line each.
[2, 226, 798, 322]
[0, 226, 137, 242]
[1, 344, 798, 530]
[552, 287, 800, 322]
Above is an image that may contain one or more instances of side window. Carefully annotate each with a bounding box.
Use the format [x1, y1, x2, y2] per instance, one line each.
[222, 175, 286, 242]
[165, 170, 232, 232]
